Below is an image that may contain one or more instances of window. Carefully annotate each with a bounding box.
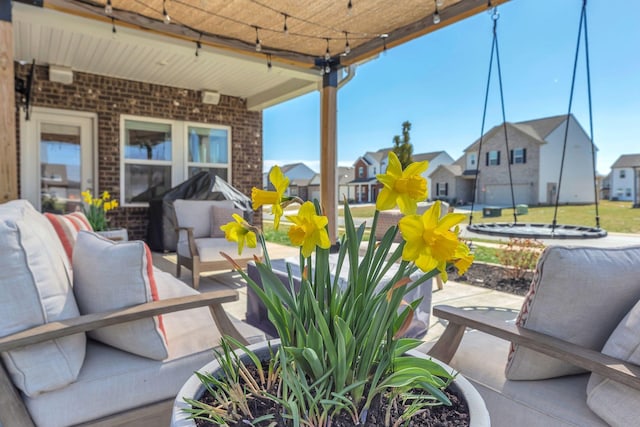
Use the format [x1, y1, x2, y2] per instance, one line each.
[121, 116, 231, 206]
[511, 148, 527, 164]
[122, 119, 173, 204]
[436, 182, 448, 197]
[620, 170, 626, 179]
[469, 154, 476, 166]
[358, 166, 364, 177]
[187, 126, 230, 181]
[626, 188, 632, 197]
[486, 150, 500, 166]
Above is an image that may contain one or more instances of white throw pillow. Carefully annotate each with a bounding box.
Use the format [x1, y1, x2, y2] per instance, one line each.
[44, 211, 94, 262]
[586, 299, 640, 427]
[0, 200, 86, 397]
[505, 245, 640, 380]
[72, 232, 168, 360]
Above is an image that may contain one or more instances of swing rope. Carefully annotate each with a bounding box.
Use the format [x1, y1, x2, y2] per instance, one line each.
[469, 9, 517, 226]
[552, 0, 600, 231]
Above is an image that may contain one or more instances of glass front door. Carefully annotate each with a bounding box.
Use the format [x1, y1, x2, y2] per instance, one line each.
[21, 108, 96, 213]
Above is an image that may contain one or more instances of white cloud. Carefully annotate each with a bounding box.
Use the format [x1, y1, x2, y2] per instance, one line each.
[263, 159, 355, 173]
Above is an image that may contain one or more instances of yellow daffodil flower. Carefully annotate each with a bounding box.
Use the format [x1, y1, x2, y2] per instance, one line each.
[453, 242, 474, 276]
[81, 190, 92, 205]
[286, 201, 331, 258]
[376, 152, 429, 214]
[102, 191, 111, 200]
[398, 201, 467, 277]
[251, 166, 290, 230]
[220, 214, 257, 255]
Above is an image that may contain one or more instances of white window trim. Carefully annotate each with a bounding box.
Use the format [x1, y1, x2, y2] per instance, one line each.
[489, 151, 499, 165]
[514, 148, 525, 164]
[119, 115, 231, 207]
[437, 182, 448, 197]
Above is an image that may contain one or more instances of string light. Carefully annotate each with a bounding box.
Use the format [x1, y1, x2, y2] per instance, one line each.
[266, 54, 272, 71]
[347, 0, 353, 15]
[254, 26, 262, 52]
[380, 33, 388, 55]
[283, 14, 288, 34]
[163, 0, 171, 24]
[111, 17, 117, 35]
[105, 0, 113, 15]
[436, 0, 444, 7]
[195, 37, 202, 58]
[344, 31, 351, 55]
[324, 38, 331, 60]
[433, 0, 441, 25]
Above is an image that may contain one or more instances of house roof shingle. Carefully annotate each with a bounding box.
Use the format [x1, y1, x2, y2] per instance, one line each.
[612, 154, 640, 169]
[412, 151, 446, 162]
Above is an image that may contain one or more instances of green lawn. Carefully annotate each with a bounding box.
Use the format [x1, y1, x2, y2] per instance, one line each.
[343, 201, 639, 234]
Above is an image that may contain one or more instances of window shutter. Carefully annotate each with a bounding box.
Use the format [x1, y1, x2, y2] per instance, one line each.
[436, 183, 440, 194]
[486, 152, 489, 166]
[497, 151, 501, 165]
[523, 148, 527, 164]
[510, 150, 514, 164]
[445, 182, 449, 196]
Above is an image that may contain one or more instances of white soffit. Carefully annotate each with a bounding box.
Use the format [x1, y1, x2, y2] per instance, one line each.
[12, 3, 321, 111]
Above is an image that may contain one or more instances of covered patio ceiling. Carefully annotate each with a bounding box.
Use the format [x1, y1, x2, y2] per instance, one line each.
[15, 0, 509, 108]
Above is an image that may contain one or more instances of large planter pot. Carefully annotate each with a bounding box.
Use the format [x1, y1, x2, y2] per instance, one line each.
[171, 340, 490, 427]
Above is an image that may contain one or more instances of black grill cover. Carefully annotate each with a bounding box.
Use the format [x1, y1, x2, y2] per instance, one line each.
[146, 172, 253, 251]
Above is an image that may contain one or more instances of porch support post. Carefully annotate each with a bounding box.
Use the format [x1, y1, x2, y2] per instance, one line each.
[0, 0, 17, 203]
[320, 70, 338, 244]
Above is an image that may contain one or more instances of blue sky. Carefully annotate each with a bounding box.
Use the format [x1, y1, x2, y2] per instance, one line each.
[263, 0, 639, 175]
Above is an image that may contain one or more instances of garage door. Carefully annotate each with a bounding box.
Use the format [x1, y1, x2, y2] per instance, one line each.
[484, 184, 531, 206]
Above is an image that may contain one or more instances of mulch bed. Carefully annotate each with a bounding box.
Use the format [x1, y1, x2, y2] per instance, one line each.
[446, 262, 533, 296]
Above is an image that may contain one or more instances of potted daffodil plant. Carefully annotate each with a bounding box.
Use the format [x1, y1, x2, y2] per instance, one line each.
[173, 152, 487, 427]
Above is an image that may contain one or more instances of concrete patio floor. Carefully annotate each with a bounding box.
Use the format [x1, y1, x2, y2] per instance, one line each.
[151, 242, 525, 345]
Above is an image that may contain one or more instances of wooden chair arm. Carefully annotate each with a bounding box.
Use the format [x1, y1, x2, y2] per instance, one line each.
[428, 304, 640, 391]
[176, 226, 198, 257]
[0, 290, 239, 353]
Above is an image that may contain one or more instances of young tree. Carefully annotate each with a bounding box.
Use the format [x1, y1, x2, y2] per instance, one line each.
[392, 121, 414, 169]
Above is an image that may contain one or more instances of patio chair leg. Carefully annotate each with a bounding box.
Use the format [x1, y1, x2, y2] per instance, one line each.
[192, 264, 200, 290]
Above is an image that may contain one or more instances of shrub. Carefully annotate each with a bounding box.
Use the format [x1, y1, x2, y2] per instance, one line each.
[497, 238, 544, 281]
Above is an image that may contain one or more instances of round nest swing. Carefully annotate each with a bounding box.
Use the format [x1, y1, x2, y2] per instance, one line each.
[465, 4, 606, 241]
[467, 222, 607, 239]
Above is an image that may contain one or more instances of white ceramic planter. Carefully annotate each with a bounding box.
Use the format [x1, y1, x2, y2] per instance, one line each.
[171, 340, 490, 427]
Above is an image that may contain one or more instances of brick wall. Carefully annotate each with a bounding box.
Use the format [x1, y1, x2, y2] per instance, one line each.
[15, 63, 262, 240]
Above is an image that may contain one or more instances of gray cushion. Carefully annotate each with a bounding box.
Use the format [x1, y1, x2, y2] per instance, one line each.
[24, 270, 265, 427]
[586, 299, 640, 427]
[506, 245, 640, 380]
[445, 330, 607, 427]
[0, 200, 85, 397]
[174, 199, 234, 239]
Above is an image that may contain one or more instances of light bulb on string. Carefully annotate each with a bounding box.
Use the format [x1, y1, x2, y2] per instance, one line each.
[347, 0, 353, 15]
[105, 0, 113, 15]
[325, 63, 331, 74]
[433, 10, 441, 24]
[111, 17, 117, 38]
[344, 32, 351, 55]
[283, 14, 289, 34]
[380, 34, 388, 55]
[195, 41, 201, 58]
[436, 0, 444, 7]
[163, 0, 170, 24]
[254, 27, 262, 52]
[324, 38, 331, 61]
[266, 54, 272, 71]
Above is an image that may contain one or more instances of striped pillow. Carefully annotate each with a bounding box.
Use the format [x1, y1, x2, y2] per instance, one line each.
[44, 212, 93, 262]
[72, 231, 168, 360]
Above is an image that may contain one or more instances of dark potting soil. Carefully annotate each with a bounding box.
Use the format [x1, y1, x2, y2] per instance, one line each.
[193, 364, 470, 427]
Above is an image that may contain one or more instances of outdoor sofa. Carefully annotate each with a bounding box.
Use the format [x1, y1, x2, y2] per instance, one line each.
[427, 245, 640, 427]
[0, 200, 265, 427]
